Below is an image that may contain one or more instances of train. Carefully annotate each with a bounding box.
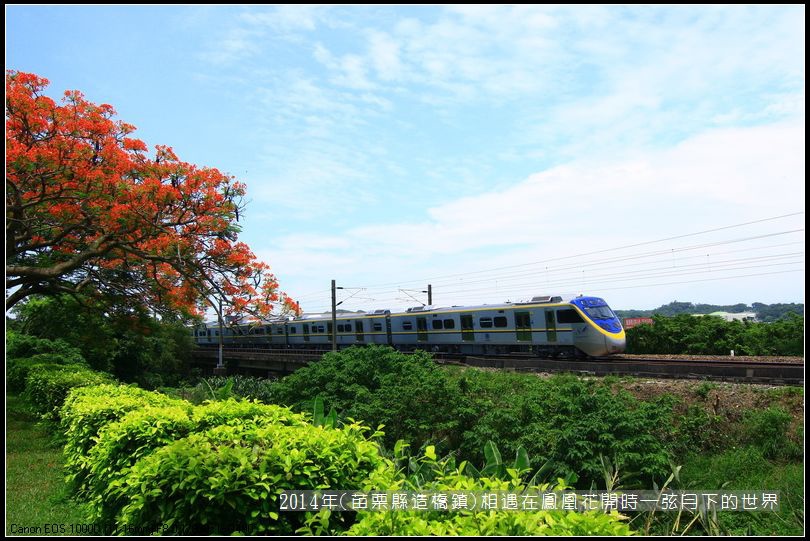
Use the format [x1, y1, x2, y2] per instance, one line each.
[193, 294, 626, 358]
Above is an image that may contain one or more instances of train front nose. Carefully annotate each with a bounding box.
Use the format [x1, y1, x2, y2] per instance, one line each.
[606, 334, 626, 354]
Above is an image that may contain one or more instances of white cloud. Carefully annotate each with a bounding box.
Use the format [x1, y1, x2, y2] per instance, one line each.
[269, 120, 805, 311]
[367, 30, 403, 81]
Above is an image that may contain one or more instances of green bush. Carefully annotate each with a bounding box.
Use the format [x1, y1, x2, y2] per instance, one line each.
[24, 364, 114, 422]
[116, 421, 397, 535]
[61, 384, 183, 494]
[270, 346, 465, 451]
[8, 353, 88, 393]
[742, 407, 802, 460]
[670, 404, 727, 455]
[451, 372, 675, 487]
[6, 329, 85, 360]
[86, 404, 194, 521]
[11, 295, 193, 384]
[345, 451, 633, 536]
[85, 399, 312, 522]
[626, 314, 804, 355]
[192, 398, 310, 430]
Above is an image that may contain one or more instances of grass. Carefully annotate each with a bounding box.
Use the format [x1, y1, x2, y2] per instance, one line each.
[6, 394, 91, 536]
[674, 447, 805, 536]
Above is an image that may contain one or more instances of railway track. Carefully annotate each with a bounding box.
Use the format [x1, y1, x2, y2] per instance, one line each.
[191, 348, 803, 385]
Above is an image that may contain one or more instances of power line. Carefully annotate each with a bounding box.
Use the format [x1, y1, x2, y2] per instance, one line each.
[350, 212, 804, 290]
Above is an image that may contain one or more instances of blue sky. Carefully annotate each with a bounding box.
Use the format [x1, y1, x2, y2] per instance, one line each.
[7, 5, 805, 312]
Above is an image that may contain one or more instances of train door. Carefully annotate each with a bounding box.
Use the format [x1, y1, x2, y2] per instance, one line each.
[416, 317, 428, 342]
[303, 323, 310, 343]
[355, 320, 364, 342]
[386, 315, 393, 345]
[544, 309, 557, 342]
[515, 311, 532, 341]
[460, 314, 474, 342]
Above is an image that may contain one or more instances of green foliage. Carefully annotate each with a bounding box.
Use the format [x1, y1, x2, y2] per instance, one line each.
[86, 405, 194, 522]
[11, 294, 193, 387]
[751, 302, 804, 322]
[81, 396, 312, 523]
[191, 398, 311, 431]
[271, 348, 675, 488]
[626, 313, 803, 355]
[23, 364, 114, 423]
[7, 331, 89, 392]
[170, 375, 277, 404]
[670, 405, 728, 455]
[742, 407, 802, 460]
[451, 371, 675, 487]
[694, 381, 717, 399]
[60, 384, 183, 495]
[9, 358, 64, 394]
[271, 346, 461, 451]
[312, 396, 338, 428]
[116, 421, 397, 535]
[344, 449, 634, 536]
[676, 447, 804, 535]
[6, 329, 85, 360]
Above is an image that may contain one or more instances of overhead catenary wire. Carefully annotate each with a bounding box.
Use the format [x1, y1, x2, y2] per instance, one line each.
[347, 212, 804, 291]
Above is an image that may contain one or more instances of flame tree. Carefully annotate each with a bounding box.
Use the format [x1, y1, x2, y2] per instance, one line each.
[6, 71, 299, 319]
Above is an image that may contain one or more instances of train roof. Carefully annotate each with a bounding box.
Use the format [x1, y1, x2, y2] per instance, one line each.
[284, 295, 595, 321]
[194, 296, 609, 327]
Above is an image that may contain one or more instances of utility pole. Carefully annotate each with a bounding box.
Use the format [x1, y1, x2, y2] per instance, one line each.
[215, 297, 225, 375]
[427, 284, 432, 306]
[331, 279, 337, 352]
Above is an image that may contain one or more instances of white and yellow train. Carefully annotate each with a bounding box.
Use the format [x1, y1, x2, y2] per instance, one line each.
[193, 295, 626, 358]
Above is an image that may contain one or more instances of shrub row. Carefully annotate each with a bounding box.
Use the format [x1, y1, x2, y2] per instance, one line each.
[7, 331, 89, 393]
[59, 383, 399, 534]
[24, 364, 115, 422]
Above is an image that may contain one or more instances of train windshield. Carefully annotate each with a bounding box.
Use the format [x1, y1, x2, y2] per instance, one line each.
[585, 306, 616, 320]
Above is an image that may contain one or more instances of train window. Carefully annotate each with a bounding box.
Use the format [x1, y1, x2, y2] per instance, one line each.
[494, 316, 507, 328]
[557, 309, 584, 324]
[402, 321, 413, 330]
[443, 319, 455, 329]
[277, 327, 284, 334]
[373, 323, 383, 332]
[479, 317, 493, 328]
[289, 327, 297, 334]
[432, 320, 443, 330]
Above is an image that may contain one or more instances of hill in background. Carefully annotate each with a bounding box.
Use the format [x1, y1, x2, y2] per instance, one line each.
[615, 301, 803, 322]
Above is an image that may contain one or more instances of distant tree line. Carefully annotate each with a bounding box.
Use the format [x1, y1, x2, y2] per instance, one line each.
[616, 301, 803, 322]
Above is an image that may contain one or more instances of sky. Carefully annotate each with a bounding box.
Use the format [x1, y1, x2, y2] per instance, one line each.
[6, 5, 805, 313]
